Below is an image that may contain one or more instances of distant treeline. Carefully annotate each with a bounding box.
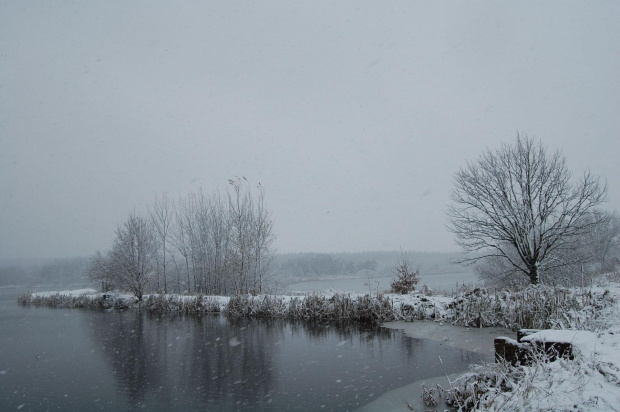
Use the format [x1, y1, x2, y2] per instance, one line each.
[0, 250, 465, 288]
[0, 256, 89, 287]
[276, 251, 466, 281]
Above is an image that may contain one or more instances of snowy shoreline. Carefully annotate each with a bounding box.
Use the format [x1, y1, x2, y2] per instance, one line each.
[18, 283, 616, 330]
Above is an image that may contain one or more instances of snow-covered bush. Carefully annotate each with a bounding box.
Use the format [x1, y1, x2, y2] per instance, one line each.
[145, 294, 222, 313]
[444, 345, 620, 411]
[225, 294, 288, 318]
[18, 291, 109, 309]
[446, 285, 615, 331]
[390, 254, 419, 294]
[225, 293, 396, 324]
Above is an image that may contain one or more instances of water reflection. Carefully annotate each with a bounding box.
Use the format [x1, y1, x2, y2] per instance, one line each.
[88, 312, 483, 411]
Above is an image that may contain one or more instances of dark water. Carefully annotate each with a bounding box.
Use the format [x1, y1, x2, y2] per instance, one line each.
[0, 289, 484, 411]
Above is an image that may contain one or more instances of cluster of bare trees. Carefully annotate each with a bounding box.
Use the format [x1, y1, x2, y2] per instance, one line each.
[89, 179, 276, 299]
[448, 134, 617, 286]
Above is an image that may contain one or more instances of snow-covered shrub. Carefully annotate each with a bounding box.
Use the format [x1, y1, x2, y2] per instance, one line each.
[225, 295, 288, 318]
[145, 294, 222, 313]
[396, 293, 442, 321]
[225, 293, 396, 324]
[17, 292, 32, 305]
[390, 255, 419, 294]
[444, 345, 620, 411]
[350, 294, 395, 323]
[421, 384, 440, 407]
[446, 285, 615, 331]
[145, 294, 171, 312]
[19, 292, 105, 310]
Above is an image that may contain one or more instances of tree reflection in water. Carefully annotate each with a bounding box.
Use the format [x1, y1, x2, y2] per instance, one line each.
[90, 312, 482, 411]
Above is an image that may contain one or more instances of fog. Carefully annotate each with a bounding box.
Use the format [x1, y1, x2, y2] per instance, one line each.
[2, 1, 619, 260]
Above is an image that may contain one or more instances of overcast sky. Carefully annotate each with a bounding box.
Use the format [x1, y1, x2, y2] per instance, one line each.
[1, 1, 619, 260]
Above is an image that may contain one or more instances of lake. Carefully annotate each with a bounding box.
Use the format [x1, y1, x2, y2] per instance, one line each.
[1, 286, 492, 411]
[285, 271, 479, 294]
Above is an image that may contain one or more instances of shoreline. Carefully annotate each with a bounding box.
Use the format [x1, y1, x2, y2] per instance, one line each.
[360, 321, 513, 411]
[357, 371, 463, 412]
[383, 320, 512, 356]
[18, 282, 614, 331]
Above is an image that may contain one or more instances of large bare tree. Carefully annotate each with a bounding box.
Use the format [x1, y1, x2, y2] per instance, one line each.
[447, 134, 606, 285]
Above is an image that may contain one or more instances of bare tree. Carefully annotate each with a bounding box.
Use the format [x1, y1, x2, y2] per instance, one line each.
[447, 134, 606, 285]
[170, 195, 194, 293]
[251, 183, 276, 293]
[205, 192, 233, 294]
[93, 181, 277, 297]
[228, 177, 257, 294]
[149, 193, 174, 294]
[88, 251, 115, 292]
[108, 212, 157, 300]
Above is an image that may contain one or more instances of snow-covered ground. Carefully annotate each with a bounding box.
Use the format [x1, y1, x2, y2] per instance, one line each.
[360, 282, 620, 411]
[445, 282, 620, 411]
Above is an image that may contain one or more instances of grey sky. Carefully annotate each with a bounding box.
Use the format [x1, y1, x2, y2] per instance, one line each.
[1, 1, 619, 259]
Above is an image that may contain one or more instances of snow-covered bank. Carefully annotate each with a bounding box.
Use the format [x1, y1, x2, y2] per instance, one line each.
[357, 372, 464, 412]
[444, 335, 620, 411]
[400, 281, 620, 411]
[19, 282, 616, 329]
[363, 321, 512, 412]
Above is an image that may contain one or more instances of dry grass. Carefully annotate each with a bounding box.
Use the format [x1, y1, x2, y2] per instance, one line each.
[225, 293, 396, 324]
[144, 294, 221, 313]
[445, 285, 614, 331]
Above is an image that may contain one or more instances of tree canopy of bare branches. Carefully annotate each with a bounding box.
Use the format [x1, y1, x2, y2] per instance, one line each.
[106, 213, 157, 300]
[447, 134, 607, 285]
[89, 179, 276, 297]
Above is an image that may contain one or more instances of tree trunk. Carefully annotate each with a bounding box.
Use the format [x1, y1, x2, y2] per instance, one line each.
[529, 264, 539, 285]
